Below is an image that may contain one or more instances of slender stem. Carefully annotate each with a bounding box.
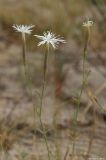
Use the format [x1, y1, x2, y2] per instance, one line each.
[21, 32, 28, 86]
[21, 33, 38, 149]
[71, 28, 89, 159]
[22, 33, 26, 68]
[38, 45, 51, 160]
[39, 46, 49, 117]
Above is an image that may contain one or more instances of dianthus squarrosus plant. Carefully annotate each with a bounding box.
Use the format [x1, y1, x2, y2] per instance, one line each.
[34, 31, 66, 160]
[12, 25, 66, 160]
[12, 21, 102, 160]
[12, 24, 38, 155]
[71, 19, 94, 160]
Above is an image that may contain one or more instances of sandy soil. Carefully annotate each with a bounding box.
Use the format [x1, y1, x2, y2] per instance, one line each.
[0, 40, 105, 160]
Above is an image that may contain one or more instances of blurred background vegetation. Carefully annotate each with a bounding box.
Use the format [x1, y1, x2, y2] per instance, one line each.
[0, 0, 106, 50]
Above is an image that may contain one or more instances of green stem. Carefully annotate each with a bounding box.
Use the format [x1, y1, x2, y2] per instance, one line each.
[38, 45, 51, 160]
[71, 28, 89, 159]
[22, 33, 26, 68]
[21, 33, 39, 149]
[39, 46, 49, 117]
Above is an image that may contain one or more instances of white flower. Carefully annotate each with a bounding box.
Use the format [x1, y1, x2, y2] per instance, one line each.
[12, 24, 35, 34]
[83, 20, 93, 28]
[34, 31, 66, 49]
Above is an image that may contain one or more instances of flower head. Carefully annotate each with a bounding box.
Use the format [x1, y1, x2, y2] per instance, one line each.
[12, 24, 35, 34]
[34, 31, 66, 49]
[83, 20, 93, 28]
